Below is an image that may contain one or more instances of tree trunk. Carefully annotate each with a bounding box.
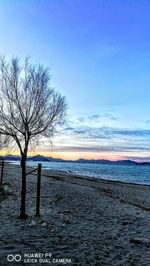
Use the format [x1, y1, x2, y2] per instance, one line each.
[19, 153, 28, 219]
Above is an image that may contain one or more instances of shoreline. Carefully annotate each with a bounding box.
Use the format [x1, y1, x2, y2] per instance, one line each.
[7, 160, 150, 186]
[41, 166, 150, 188]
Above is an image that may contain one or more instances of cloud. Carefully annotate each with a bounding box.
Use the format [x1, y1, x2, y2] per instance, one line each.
[74, 113, 118, 126]
[57, 123, 150, 154]
[61, 126, 111, 140]
[77, 117, 85, 123]
[88, 114, 118, 121]
[114, 129, 150, 137]
[63, 127, 74, 131]
[88, 114, 100, 120]
[56, 113, 150, 155]
[55, 144, 150, 153]
[62, 125, 150, 139]
[123, 156, 150, 162]
[144, 120, 150, 124]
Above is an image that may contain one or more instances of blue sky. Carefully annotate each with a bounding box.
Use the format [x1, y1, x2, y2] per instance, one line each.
[0, 0, 150, 161]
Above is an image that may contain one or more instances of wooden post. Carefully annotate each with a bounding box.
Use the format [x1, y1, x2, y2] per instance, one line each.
[35, 163, 41, 216]
[0, 160, 4, 185]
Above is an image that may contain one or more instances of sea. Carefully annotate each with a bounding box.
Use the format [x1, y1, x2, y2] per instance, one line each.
[23, 161, 150, 185]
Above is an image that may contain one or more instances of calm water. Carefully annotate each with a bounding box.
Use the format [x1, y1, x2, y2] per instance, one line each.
[25, 161, 150, 185]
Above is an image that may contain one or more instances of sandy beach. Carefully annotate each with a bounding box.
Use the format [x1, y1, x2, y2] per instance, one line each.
[0, 163, 150, 266]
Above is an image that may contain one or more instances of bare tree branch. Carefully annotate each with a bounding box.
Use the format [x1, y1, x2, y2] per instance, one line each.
[0, 57, 67, 153]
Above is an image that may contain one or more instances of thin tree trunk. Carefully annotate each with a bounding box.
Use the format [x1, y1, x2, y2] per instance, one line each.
[19, 153, 28, 219]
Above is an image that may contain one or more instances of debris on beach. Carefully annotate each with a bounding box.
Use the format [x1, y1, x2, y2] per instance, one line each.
[0, 186, 7, 201]
[64, 215, 71, 224]
[40, 221, 47, 227]
[64, 209, 71, 213]
[28, 219, 48, 227]
[3, 184, 13, 193]
[28, 220, 37, 227]
[59, 213, 71, 224]
[130, 237, 150, 245]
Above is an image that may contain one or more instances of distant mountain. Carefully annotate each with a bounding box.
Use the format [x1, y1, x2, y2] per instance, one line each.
[28, 155, 65, 162]
[76, 158, 137, 165]
[138, 162, 150, 166]
[76, 158, 110, 164]
[1, 154, 150, 166]
[3, 155, 21, 161]
[47, 156, 65, 162]
[28, 155, 50, 162]
[112, 160, 137, 165]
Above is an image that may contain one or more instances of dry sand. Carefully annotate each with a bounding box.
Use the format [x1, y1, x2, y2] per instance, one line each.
[0, 163, 150, 265]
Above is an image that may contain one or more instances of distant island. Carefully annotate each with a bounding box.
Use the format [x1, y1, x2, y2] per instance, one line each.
[0, 154, 150, 166]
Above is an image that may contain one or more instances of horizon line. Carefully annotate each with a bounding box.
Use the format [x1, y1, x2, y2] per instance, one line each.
[1, 153, 150, 163]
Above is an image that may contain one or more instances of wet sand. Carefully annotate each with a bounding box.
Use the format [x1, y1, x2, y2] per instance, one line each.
[0, 163, 150, 265]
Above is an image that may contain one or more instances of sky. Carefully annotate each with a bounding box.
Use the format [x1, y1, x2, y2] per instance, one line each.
[0, 0, 150, 161]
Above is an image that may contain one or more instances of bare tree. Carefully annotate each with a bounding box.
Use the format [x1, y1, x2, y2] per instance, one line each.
[0, 57, 67, 219]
